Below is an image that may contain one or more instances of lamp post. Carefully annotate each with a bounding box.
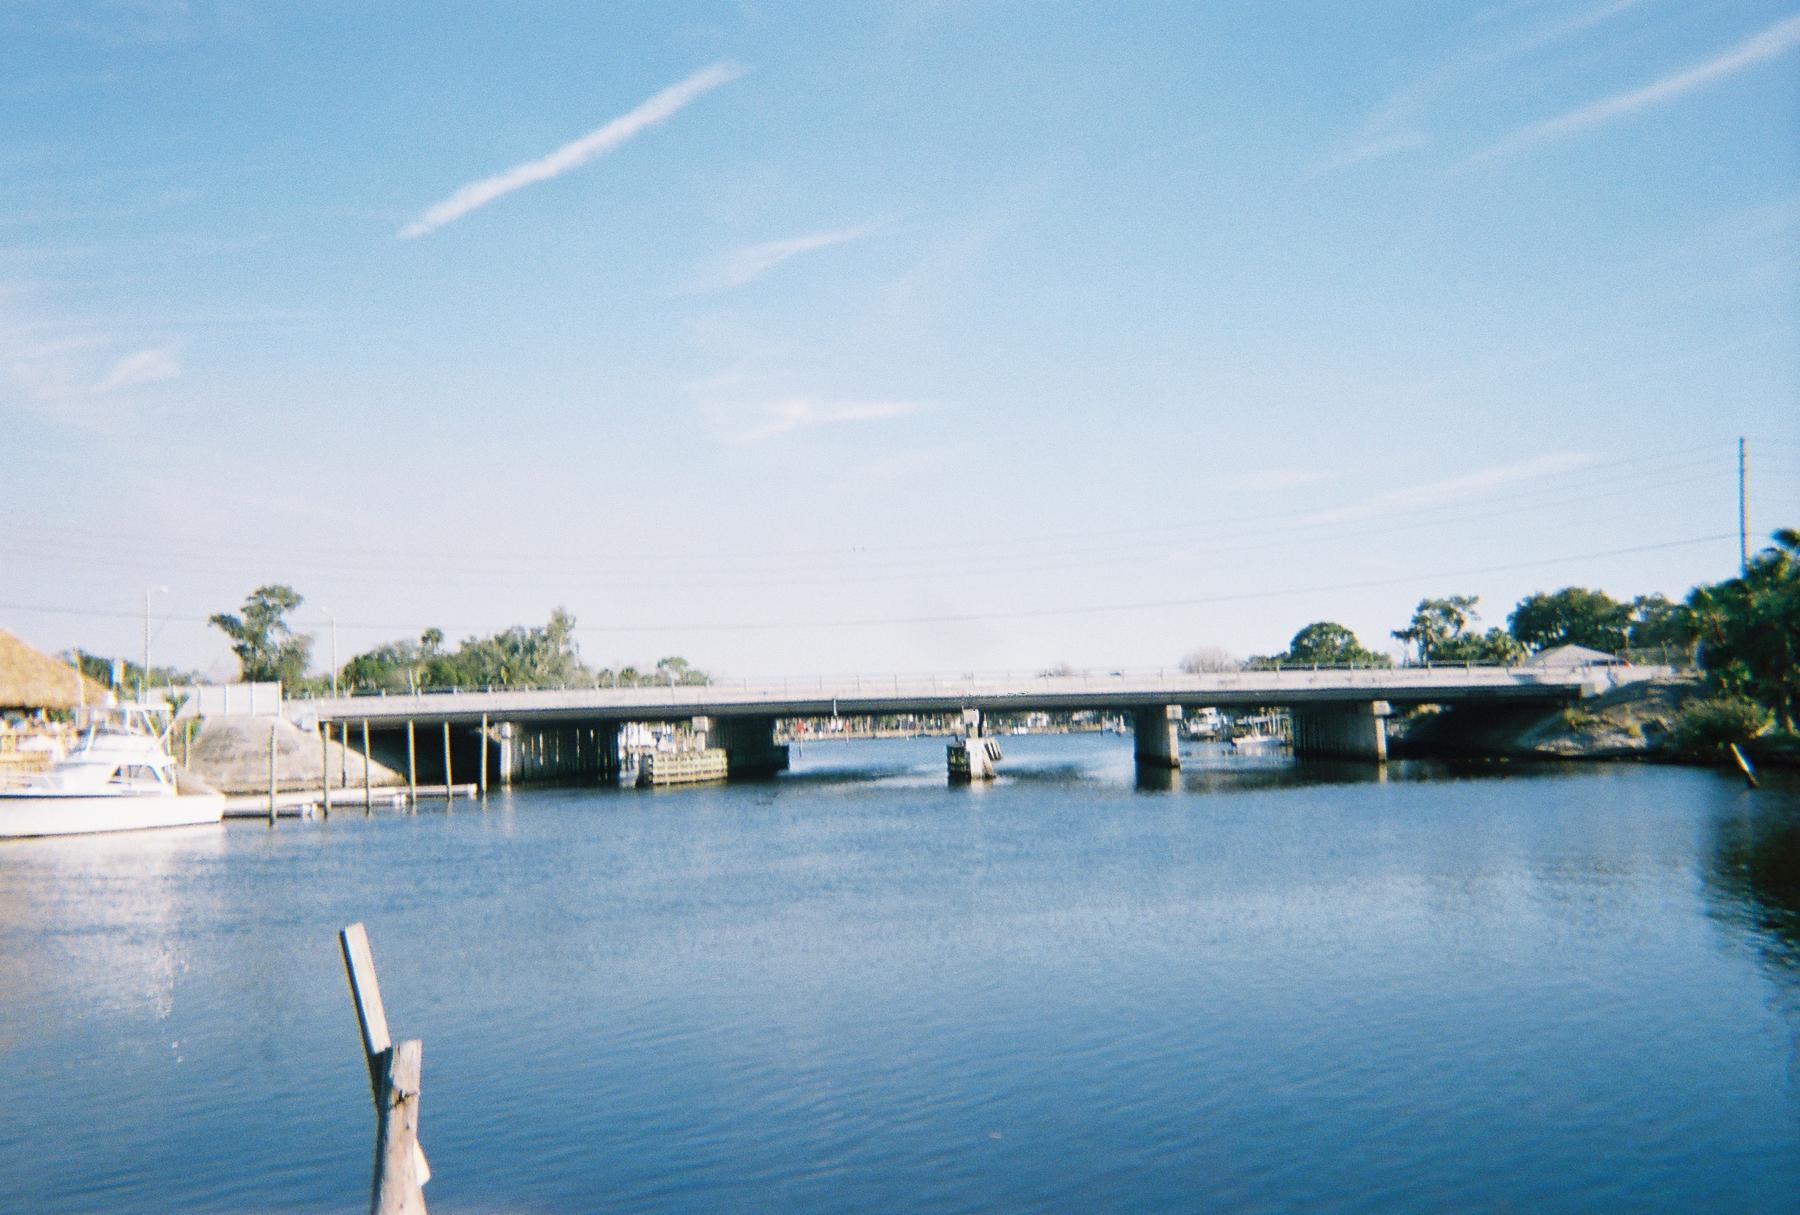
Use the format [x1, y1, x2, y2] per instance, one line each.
[142, 585, 168, 701]
[322, 608, 339, 698]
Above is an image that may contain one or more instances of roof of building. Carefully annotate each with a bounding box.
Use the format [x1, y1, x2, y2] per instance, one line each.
[1524, 643, 1625, 668]
[0, 629, 115, 710]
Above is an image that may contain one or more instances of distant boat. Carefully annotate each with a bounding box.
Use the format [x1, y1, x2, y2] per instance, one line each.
[1229, 715, 1286, 752]
[1229, 732, 1283, 752]
[0, 707, 222, 838]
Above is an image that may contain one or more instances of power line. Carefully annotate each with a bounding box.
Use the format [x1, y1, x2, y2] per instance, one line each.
[0, 532, 1734, 636]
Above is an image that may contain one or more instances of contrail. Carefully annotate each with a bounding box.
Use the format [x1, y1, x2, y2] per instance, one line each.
[399, 62, 743, 239]
[1467, 12, 1800, 164]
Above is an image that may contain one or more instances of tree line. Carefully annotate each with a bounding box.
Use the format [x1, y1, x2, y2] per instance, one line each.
[1226, 527, 1797, 733]
[113, 524, 1798, 737]
[206, 586, 709, 693]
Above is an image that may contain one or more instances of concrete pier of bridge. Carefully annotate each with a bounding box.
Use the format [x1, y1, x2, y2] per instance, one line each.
[1291, 700, 1389, 762]
[706, 715, 790, 779]
[1134, 705, 1183, 769]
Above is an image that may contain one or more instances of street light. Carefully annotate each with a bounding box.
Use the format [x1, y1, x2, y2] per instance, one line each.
[321, 608, 339, 698]
[142, 585, 168, 700]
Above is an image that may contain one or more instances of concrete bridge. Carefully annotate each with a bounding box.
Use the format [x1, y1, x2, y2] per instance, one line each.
[287, 664, 1660, 786]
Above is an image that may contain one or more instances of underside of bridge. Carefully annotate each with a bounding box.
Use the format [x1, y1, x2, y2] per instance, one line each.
[321, 687, 1587, 791]
[1290, 700, 1391, 762]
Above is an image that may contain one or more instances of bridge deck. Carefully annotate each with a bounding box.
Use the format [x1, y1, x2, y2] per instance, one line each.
[293, 666, 1661, 726]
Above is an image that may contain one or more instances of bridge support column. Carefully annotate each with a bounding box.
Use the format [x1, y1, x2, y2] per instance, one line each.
[1134, 705, 1182, 770]
[594, 722, 622, 784]
[1291, 700, 1389, 762]
[711, 715, 789, 779]
[496, 722, 516, 787]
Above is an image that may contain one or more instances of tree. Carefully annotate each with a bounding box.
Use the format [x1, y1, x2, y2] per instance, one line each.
[1507, 587, 1630, 652]
[1393, 595, 1520, 664]
[1440, 627, 1526, 665]
[209, 585, 312, 685]
[341, 639, 424, 693]
[1393, 595, 1479, 663]
[1179, 647, 1241, 673]
[1685, 528, 1800, 730]
[654, 656, 710, 686]
[1626, 594, 1688, 652]
[1279, 621, 1388, 666]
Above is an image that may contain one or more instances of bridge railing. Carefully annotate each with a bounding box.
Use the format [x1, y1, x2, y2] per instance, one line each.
[287, 660, 1668, 716]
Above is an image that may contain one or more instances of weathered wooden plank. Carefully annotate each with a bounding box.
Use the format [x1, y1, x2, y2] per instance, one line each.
[338, 922, 391, 1090]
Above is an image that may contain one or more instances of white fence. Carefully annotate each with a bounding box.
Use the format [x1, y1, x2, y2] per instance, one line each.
[163, 682, 283, 719]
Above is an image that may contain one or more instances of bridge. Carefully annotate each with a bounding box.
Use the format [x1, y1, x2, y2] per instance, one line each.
[287, 663, 1660, 786]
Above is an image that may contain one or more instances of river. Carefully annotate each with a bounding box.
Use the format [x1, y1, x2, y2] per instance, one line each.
[2, 734, 1797, 1213]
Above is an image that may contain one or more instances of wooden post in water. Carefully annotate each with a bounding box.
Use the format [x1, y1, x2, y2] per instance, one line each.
[1730, 742, 1760, 789]
[321, 723, 331, 818]
[339, 923, 430, 1215]
[362, 720, 373, 813]
[442, 722, 453, 802]
[478, 713, 489, 799]
[406, 721, 417, 811]
[268, 723, 278, 824]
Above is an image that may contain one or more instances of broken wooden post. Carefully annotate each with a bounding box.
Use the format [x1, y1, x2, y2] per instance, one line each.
[1730, 742, 1760, 789]
[339, 922, 430, 1215]
[268, 723, 278, 824]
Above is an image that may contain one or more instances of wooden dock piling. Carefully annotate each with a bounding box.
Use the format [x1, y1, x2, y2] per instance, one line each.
[442, 723, 452, 803]
[268, 723, 278, 824]
[478, 713, 488, 799]
[339, 923, 429, 1215]
[363, 720, 373, 813]
[321, 724, 331, 818]
[406, 722, 417, 811]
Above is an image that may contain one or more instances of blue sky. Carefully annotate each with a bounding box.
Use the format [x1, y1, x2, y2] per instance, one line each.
[3, 0, 1797, 679]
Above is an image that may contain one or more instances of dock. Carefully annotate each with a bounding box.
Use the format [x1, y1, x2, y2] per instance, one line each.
[221, 783, 478, 818]
[638, 749, 729, 787]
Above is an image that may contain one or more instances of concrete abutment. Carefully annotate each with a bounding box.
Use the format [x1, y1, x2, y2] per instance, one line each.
[1291, 700, 1389, 762]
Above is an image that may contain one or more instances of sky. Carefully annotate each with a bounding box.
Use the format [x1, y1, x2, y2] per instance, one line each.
[2, 0, 1797, 681]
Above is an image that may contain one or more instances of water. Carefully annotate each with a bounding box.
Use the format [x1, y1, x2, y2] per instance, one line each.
[2, 734, 1797, 1213]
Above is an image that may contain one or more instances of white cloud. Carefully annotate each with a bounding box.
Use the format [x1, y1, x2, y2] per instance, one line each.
[1302, 452, 1599, 525]
[0, 286, 183, 428]
[690, 222, 881, 292]
[1467, 11, 1800, 164]
[1220, 467, 1331, 494]
[689, 370, 929, 443]
[398, 62, 744, 239]
[94, 347, 181, 393]
[733, 396, 925, 443]
[1316, 0, 1653, 174]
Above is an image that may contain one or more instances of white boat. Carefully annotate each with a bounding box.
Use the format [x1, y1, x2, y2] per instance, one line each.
[1229, 732, 1284, 752]
[0, 707, 223, 838]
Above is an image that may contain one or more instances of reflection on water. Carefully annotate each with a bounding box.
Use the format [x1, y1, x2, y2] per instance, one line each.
[1704, 785, 1800, 1088]
[0, 826, 228, 1053]
[2, 735, 1799, 1214]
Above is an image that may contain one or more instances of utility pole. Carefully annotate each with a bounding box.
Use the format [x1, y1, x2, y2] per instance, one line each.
[1738, 436, 1749, 576]
[323, 608, 340, 697]
[142, 585, 168, 702]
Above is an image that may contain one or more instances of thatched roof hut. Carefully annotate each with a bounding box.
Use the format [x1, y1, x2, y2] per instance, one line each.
[0, 629, 114, 710]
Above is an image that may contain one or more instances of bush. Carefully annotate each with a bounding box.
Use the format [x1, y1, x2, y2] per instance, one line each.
[1671, 696, 1770, 754]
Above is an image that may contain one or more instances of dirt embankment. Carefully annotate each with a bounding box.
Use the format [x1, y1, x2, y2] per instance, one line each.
[1390, 678, 1703, 762]
[185, 716, 404, 794]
